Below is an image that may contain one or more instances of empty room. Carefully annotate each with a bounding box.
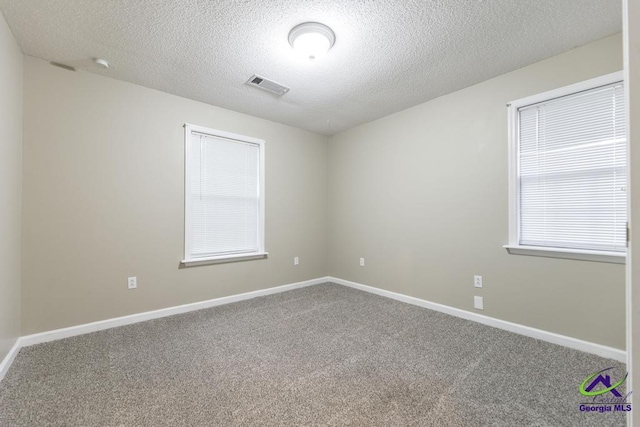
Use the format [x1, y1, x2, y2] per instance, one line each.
[1, 1, 640, 426]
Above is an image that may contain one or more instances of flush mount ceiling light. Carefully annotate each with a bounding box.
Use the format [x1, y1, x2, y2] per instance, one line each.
[288, 22, 335, 61]
[94, 58, 109, 69]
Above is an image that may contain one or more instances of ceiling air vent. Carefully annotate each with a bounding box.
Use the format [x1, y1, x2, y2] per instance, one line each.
[246, 74, 290, 96]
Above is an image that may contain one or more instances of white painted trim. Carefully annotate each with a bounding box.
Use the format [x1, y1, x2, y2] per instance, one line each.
[184, 123, 265, 146]
[183, 123, 267, 264]
[503, 245, 626, 264]
[181, 251, 269, 266]
[506, 71, 627, 261]
[183, 123, 193, 260]
[19, 277, 328, 348]
[623, 1, 637, 426]
[329, 277, 626, 363]
[507, 98, 519, 247]
[2, 275, 625, 385]
[0, 339, 22, 382]
[509, 71, 624, 111]
[258, 131, 266, 259]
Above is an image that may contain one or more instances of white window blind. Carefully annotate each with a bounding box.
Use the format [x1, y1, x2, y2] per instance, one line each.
[517, 81, 626, 253]
[185, 127, 264, 261]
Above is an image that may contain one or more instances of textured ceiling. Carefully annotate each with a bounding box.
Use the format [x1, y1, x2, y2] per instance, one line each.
[0, 0, 622, 135]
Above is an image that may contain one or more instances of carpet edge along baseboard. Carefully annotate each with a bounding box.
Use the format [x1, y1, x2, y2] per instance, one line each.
[0, 275, 625, 383]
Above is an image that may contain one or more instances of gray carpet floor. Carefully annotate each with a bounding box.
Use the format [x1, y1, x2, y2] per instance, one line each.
[0, 283, 627, 426]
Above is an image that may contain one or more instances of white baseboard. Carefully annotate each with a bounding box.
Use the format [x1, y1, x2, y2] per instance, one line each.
[19, 277, 330, 348]
[1, 274, 625, 384]
[0, 339, 22, 382]
[329, 276, 626, 363]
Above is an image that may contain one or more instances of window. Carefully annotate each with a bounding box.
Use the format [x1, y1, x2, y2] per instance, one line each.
[182, 124, 266, 265]
[505, 72, 626, 264]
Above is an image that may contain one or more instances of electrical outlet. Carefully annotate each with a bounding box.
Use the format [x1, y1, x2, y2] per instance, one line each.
[127, 277, 137, 290]
[359, 257, 365, 267]
[294, 256, 299, 266]
[474, 296, 483, 310]
[474, 275, 483, 288]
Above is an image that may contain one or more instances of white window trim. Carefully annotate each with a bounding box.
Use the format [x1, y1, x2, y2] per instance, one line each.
[505, 71, 626, 265]
[181, 123, 267, 266]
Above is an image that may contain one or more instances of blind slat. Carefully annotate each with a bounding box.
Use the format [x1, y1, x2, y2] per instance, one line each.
[189, 132, 260, 257]
[517, 81, 627, 252]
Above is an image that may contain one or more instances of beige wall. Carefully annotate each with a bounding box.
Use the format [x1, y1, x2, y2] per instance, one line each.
[19, 34, 627, 350]
[0, 13, 22, 360]
[22, 56, 328, 335]
[328, 34, 626, 349]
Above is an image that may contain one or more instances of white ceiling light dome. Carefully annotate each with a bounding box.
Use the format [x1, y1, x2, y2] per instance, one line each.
[94, 58, 109, 69]
[288, 22, 335, 61]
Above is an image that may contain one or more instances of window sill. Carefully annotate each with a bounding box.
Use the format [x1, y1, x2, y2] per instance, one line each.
[503, 245, 625, 264]
[181, 252, 269, 267]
